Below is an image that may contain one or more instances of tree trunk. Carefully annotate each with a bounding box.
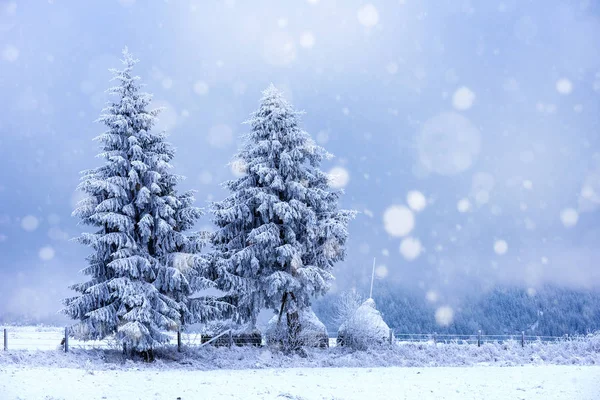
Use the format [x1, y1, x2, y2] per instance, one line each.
[278, 293, 288, 323]
[285, 292, 301, 351]
[286, 309, 300, 350]
[141, 349, 155, 362]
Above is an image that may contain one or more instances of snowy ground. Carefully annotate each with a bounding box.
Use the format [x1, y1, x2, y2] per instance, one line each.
[1, 326, 599, 399]
[1, 364, 598, 400]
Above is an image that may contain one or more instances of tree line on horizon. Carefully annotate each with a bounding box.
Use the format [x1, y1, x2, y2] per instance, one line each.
[314, 284, 600, 337]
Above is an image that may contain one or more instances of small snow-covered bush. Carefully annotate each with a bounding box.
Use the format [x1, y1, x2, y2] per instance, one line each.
[266, 308, 329, 348]
[337, 298, 392, 350]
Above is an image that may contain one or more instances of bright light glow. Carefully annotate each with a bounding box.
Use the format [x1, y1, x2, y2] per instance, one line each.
[581, 185, 595, 200]
[230, 159, 247, 177]
[383, 205, 415, 237]
[21, 215, 39, 232]
[560, 208, 578, 228]
[452, 86, 476, 110]
[299, 32, 315, 49]
[457, 198, 471, 213]
[494, 240, 508, 255]
[400, 237, 422, 261]
[426, 290, 439, 303]
[357, 4, 379, 27]
[406, 190, 426, 212]
[39, 246, 55, 261]
[328, 166, 350, 188]
[435, 306, 454, 326]
[375, 265, 388, 278]
[556, 78, 573, 95]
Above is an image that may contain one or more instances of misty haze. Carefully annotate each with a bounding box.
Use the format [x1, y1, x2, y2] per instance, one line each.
[1, 1, 599, 399]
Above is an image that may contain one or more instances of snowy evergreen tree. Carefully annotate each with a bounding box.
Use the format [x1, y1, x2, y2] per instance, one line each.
[211, 85, 355, 349]
[63, 48, 215, 359]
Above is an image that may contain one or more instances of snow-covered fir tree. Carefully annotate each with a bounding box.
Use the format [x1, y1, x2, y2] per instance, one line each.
[63, 48, 216, 359]
[211, 85, 355, 348]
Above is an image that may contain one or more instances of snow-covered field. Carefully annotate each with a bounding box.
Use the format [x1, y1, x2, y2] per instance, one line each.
[0, 365, 598, 400]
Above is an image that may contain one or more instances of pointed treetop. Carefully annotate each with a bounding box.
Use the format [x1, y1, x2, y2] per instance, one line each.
[120, 46, 139, 68]
[107, 47, 140, 85]
[258, 84, 294, 110]
[263, 83, 282, 97]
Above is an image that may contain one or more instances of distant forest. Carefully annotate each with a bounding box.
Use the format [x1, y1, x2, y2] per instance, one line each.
[3, 285, 599, 337]
[314, 284, 600, 337]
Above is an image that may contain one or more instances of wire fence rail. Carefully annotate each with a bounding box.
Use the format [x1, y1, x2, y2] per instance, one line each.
[1, 326, 577, 353]
[392, 331, 570, 346]
[0, 327, 266, 352]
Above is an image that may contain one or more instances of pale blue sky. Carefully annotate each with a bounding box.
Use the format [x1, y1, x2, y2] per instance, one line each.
[1, 0, 599, 322]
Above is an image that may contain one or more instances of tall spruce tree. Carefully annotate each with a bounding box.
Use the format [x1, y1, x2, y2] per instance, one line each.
[212, 85, 355, 348]
[63, 49, 213, 358]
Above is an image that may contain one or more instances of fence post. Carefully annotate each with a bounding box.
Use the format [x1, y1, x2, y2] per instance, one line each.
[228, 329, 233, 348]
[433, 332, 437, 345]
[3, 329, 6, 351]
[477, 330, 481, 347]
[521, 331, 525, 348]
[64, 327, 69, 353]
[389, 329, 393, 345]
[177, 328, 182, 353]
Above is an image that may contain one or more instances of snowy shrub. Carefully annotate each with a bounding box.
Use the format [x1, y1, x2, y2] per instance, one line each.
[266, 308, 329, 348]
[332, 290, 363, 328]
[337, 298, 392, 350]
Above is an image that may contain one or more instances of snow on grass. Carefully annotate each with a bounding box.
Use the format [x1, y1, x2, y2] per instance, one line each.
[0, 325, 185, 351]
[1, 327, 600, 399]
[0, 364, 598, 400]
[1, 331, 600, 370]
